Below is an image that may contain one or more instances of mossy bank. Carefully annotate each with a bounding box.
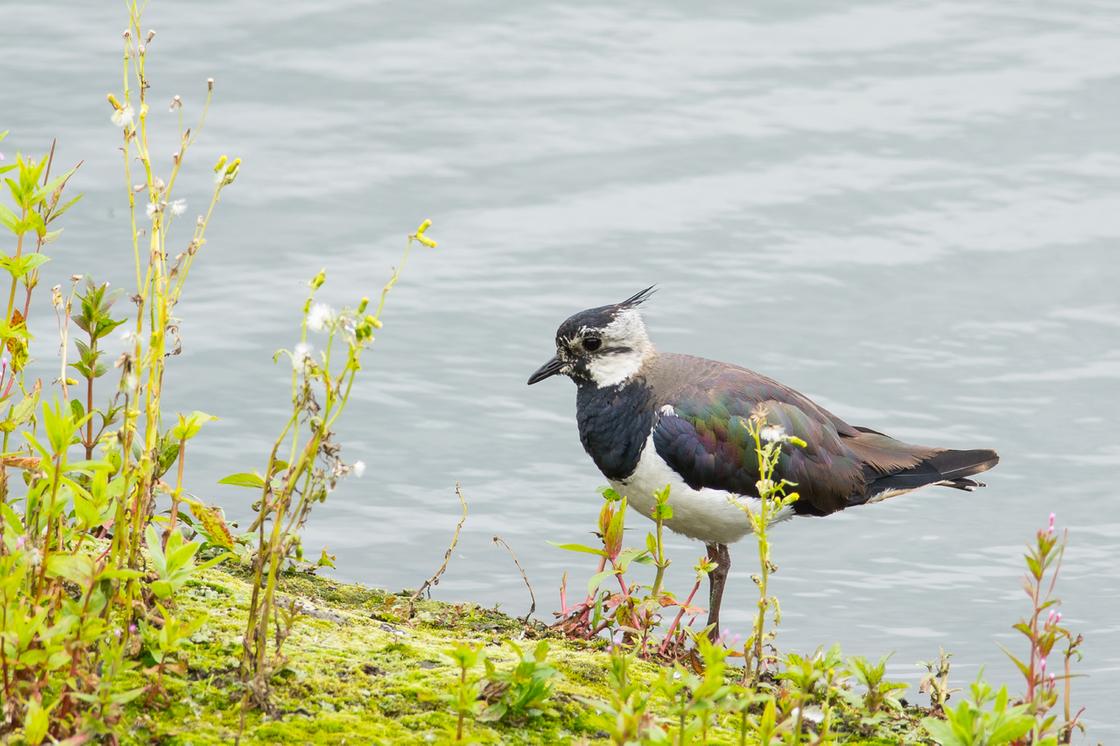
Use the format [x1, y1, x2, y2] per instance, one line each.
[116, 563, 932, 745]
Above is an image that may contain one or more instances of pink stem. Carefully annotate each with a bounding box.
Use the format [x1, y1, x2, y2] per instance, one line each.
[659, 578, 702, 656]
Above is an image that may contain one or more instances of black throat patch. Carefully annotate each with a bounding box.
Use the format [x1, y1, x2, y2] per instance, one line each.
[575, 377, 656, 481]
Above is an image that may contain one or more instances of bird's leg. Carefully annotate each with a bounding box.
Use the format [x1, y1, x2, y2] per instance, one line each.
[704, 543, 730, 641]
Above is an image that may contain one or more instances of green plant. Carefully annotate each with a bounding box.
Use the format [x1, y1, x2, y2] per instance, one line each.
[922, 678, 1040, 746]
[1000, 513, 1084, 743]
[847, 653, 908, 714]
[444, 643, 486, 742]
[733, 409, 805, 683]
[737, 695, 788, 746]
[778, 644, 844, 742]
[583, 646, 666, 744]
[69, 279, 126, 460]
[480, 639, 560, 723]
[236, 219, 436, 710]
[553, 486, 711, 658]
[662, 634, 735, 744]
[139, 603, 206, 700]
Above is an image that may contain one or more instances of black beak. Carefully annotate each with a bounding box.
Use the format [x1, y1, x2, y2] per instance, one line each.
[527, 355, 564, 385]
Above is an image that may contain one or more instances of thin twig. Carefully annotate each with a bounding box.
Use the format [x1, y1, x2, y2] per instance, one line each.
[492, 535, 536, 624]
[408, 483, 468, 617]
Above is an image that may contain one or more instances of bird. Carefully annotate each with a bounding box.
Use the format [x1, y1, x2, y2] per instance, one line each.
[527, 286, 999, 638]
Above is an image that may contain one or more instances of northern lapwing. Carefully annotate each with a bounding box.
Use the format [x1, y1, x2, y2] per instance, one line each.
[528, 287, 999, 637]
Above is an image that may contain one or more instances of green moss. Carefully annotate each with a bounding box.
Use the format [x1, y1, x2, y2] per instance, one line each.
[117, 565, 931, 744]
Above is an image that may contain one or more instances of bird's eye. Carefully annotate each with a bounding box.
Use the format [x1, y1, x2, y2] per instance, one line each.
[583, 336, 602, 351]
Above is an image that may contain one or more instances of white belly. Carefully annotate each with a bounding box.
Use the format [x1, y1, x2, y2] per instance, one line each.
[610, 434, 786, 546]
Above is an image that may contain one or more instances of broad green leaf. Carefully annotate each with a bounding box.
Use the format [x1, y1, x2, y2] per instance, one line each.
[587, 569, 615, 595]
[46, 553, 95, 585]
[219, 471, 265, 489]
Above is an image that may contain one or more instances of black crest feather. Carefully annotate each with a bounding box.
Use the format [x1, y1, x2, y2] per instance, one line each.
[619, 285, 657, 308]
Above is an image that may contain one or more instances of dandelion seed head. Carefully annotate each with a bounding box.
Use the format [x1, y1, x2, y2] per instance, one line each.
[111, 104, 135, 128]
[170, 199, 187, 216]
[759, 425, 787, 443]
[307, 303, 334, 332]
[352, 460, 366, 478]
[292, 342, 313, 370]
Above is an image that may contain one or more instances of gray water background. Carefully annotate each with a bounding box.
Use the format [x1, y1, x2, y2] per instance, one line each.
[5, 1, 1119, 738]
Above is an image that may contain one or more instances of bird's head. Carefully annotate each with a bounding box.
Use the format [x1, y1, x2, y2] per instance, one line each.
[527, 286, 656, 388]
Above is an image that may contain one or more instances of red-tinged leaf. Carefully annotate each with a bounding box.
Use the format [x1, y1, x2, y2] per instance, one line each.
[187, 499, 235, 549]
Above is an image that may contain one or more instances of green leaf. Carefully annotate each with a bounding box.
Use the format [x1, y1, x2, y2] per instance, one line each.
[0, 252, 50, 281]
[172, 410, 218, 441]
[546, 541, 605, 557]
[23, 697, 50, 745]
[0, 203, 17, 233]
[218, 472, 265, 489]
[46, 553, 95, 585]
[921, 717, 961, 746]
[150, 580, 173, 599]
[73, 491, 101, 529]
[1, 383, 40, 432]
[195, 552, 235, 573]
[587, 569, 615, 595]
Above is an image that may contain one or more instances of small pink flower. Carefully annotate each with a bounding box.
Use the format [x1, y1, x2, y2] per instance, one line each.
[1056, 612, 1062, 624]
[1048, 512, 1056, 533]
[14, 535, 25, 550]
[717, 629, 743, 648]
[1040, 657, 1047, 672]
[129, 624, 138, 634]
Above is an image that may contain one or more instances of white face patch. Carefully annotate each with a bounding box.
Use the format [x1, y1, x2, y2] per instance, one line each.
[586, 349, 646, 387]
[582, 309, 655, 387]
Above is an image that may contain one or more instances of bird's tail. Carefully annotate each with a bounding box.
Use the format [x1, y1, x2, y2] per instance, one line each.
[863, 447, 1000, 502]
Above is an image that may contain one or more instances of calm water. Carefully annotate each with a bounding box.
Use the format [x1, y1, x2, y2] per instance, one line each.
[6, 1, 1119, 737]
